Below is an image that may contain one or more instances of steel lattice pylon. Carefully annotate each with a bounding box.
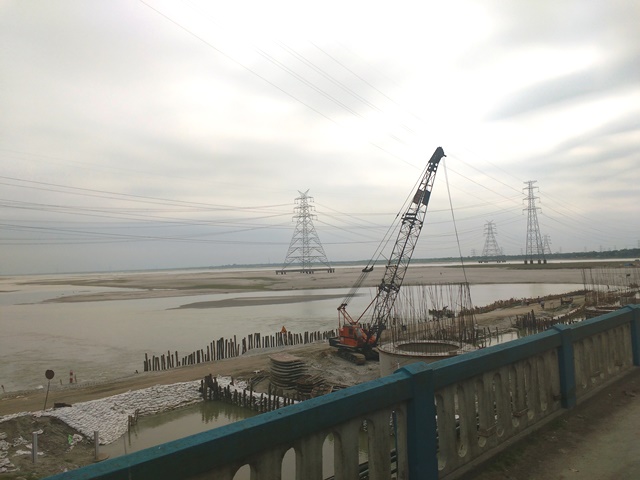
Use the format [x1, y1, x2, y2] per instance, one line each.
[481, 221, 505, 262]
[543, 234, 553, 255]
[277, 190, 334, 274]
[523, 180, 546, 264]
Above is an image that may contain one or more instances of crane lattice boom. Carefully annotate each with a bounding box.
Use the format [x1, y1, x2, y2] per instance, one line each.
[370, 146, 445, 329]
[331, 146, 446, 362]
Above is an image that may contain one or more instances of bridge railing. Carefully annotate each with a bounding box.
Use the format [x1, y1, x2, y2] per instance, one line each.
[47, 305, 640, 480]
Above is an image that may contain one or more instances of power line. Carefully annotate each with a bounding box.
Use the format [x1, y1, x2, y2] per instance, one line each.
[137, 0, 336, 123]
[0, 175, 291, 212]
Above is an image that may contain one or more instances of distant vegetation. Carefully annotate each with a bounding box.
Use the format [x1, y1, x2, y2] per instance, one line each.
[417, 248, 640, 265]
[217, 248, 640, 270]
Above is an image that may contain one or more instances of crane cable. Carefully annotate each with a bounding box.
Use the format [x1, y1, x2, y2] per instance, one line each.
[443, 158, 470, 287]
[339, 161, 431, 308]
[373, 162, 432, 266]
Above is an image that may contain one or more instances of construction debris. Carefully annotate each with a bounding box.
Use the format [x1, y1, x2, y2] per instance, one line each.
[269, 353, 306, 389]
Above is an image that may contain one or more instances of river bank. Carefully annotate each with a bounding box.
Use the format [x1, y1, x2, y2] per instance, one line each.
[11, 263, 595, 304]
[1, 262, 605, 409]
[1, 262, 600, 394]
[0, 262, 623, 477]
[0, 342, 377, 477]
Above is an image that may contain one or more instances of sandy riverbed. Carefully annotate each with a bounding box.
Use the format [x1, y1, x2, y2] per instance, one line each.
[0, 262, 618, 477]
[0, 262, 596, 415]
[17, 263, 592, 305]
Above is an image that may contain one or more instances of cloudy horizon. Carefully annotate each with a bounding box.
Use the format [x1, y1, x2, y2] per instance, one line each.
[1, 0, 638, 275]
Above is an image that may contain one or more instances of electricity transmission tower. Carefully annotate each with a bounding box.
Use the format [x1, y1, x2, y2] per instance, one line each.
[277, 190, 334, 274]
[543, 234, 553, 256]
[480, 221, 505, 263]
[523, 181, 546, 264]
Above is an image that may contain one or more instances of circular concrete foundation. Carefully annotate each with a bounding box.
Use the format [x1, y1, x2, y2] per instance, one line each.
[378, 340, 476, 376]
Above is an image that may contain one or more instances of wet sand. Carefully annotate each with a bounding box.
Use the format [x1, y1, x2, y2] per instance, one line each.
[19, 263, 591, 305]
[0, 262, 598, 416]
[0, 343, 347, 417]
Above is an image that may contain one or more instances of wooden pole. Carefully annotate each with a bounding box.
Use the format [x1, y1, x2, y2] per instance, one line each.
[32, 432, 38, 463]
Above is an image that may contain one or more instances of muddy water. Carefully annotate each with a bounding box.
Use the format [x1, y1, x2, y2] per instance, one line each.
[0, 274, 581, 474]
[101, 401, 258, 457]
[0, 277, 580, 392]
[101, 400, 368, 479]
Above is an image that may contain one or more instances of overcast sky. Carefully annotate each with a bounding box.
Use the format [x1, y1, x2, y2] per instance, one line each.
[1, 0, 639, 275]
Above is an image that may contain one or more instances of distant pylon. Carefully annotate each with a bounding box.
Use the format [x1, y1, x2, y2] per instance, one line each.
[480, 221, 505, 263]
[542, 234, 553, 256]
[523, 181, 546, 264]
[277, 190, 334, 274]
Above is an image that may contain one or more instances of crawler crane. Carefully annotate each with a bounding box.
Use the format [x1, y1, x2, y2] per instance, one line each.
[329, 147, 446, 364]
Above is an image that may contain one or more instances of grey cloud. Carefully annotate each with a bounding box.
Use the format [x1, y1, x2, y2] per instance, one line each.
[2, 1, 639, 273]
[514, 148, 640, 220]
[463, 2, 636, 61]
[488, 0, 640, 50]
[553, 112, 640, 153]
[488, 52, 640, 119]
[459, 0, 640, 105]
[514, 113, 640, 174]
[249, 42, 408, 122]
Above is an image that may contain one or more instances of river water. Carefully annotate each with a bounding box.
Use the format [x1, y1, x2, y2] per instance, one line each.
[100, 400, 368, 479]
[0, 276, 582, 393]
[0, 273, 585, 475]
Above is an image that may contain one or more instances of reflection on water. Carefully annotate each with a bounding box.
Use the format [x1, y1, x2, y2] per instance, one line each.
[101, 401, 369, 480]
[101, 401, 258, 458]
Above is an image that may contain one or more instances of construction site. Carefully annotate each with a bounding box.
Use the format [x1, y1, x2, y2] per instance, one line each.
[243, 146, 640, 397]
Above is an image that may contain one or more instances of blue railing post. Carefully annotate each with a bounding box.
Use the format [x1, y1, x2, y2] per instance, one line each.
[397, 362, 438, 479]
[552, 324, 577, 409]
[628, 305, 640, 366]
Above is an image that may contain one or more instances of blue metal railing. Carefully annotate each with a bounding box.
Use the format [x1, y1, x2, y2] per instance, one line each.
[47, 305, 640, 480]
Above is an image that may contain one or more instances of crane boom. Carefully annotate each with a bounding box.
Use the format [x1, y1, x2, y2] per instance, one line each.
[331, 147, 446, 363]
[370, 146, 446, 328]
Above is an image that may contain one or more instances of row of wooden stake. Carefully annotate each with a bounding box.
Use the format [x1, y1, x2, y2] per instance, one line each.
[200, 374, 296, 413]
[143, 329, 337, 372]
[512, 308, 583, 335]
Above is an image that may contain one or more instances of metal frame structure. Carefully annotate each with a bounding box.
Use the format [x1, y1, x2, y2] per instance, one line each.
[368, 147, 446, 329]
[277, 190, 333, 274]
[523, 180, 546, 264]
[543, 234, 553, 255]
[331, 147, 446, 362]
[480, 220, 505, 262]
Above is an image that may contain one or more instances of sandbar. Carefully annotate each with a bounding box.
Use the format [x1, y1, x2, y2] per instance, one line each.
[16, 262, 597, 305]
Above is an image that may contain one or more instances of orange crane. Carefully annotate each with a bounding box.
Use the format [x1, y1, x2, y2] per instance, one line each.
[329, 147, 446, 364]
